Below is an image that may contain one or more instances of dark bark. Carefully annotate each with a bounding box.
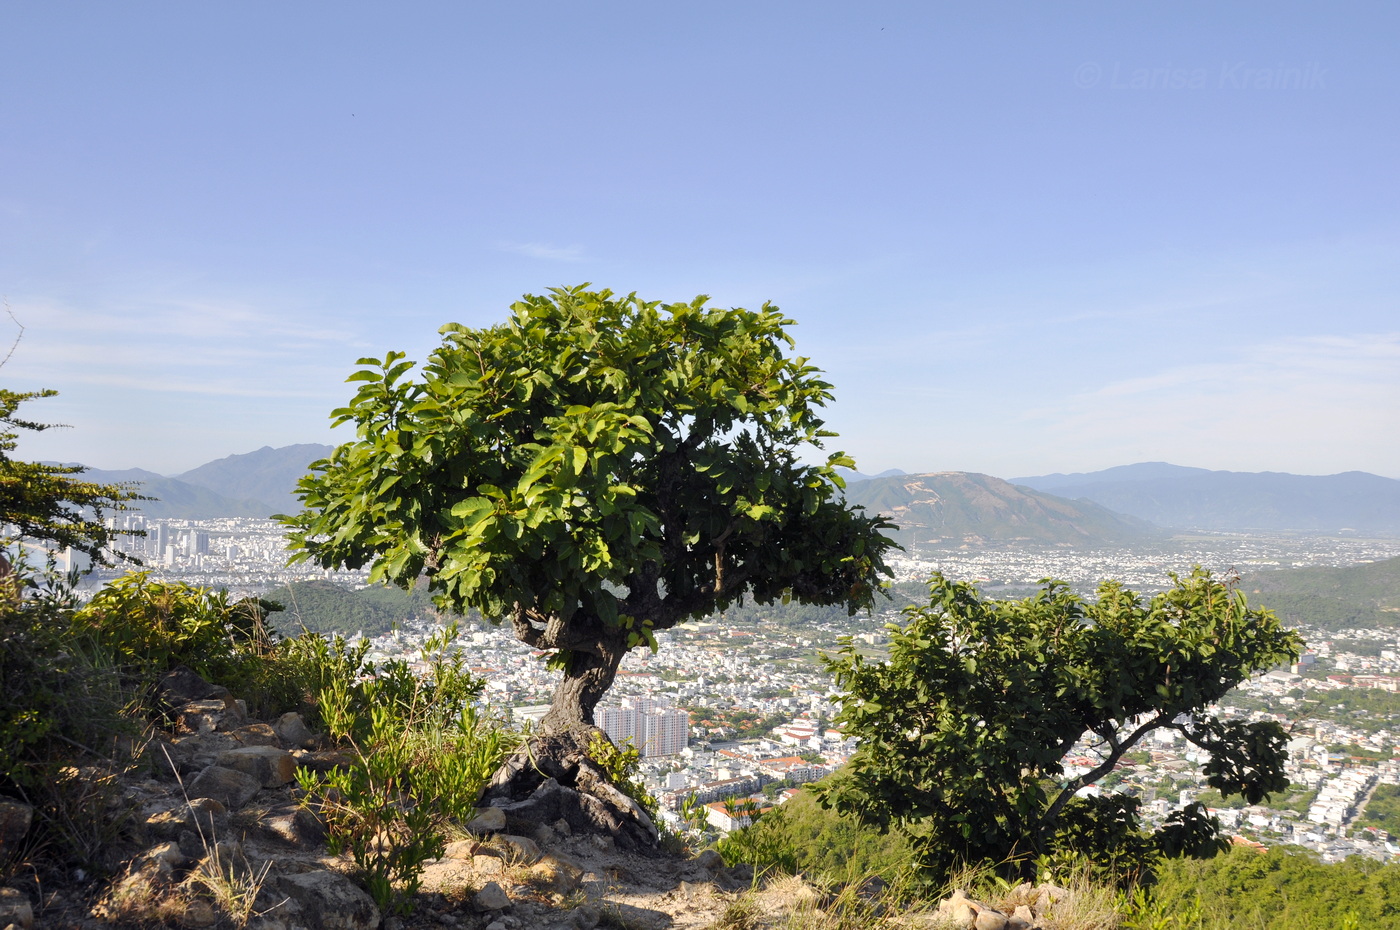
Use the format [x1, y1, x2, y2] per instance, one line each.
[539, 632, 627, 737]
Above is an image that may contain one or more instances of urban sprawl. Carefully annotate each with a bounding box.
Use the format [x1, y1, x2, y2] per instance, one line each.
[61, 516, 1400, 858]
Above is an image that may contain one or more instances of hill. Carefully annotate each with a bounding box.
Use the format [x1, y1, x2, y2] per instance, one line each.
[1010, 462, 1400, 535]
[265, 579, 465, 636]
[843, 471, 1159, 548]
[70, 443, 334, 520]
[74, 467, 273, 519]
[175, 443, 333, 517]
[1242, 554, 1400, 630]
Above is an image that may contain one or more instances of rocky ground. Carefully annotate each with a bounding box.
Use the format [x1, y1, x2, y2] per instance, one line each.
[0, 668, 1087, 930]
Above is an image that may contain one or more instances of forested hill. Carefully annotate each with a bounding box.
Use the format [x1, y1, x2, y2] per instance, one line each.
[264, 580, 472, 636]
[1011, 462, 1400, 535]
[842, 471, 1159, 548]
[1243, 554, 1400, 630]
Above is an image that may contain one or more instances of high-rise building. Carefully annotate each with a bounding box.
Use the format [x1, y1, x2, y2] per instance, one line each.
[596, 698, 690, 758]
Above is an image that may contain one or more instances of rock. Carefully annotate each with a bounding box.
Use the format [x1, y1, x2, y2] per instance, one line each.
[474, 881, 511, 911]
[0, 887, 32, 930]
[0, 800, 34, 861]
[571, 904, 601, 930]
[693, 849, 724, 872]
[1012, 904, 1035, 926]
[156, 665, 220, 708]
[231, 723, 281, 747]
[141, 840, 188, 870]
[176, 699, 243, 735]
[1034, 883, 1066, 913]
[272, 870, 380, 930]
[181, 897, 218, 928]
[254, 805, 326, 848]
[444, 838, 482, 859]
[496, 834, 541, 865]
[295, 749, 358, 774]
[526, 851, 588, 896]
[276, 712, 318, 750]
[524, 854, 585, 894]
[146, 798, 229, 842]
[186, 765, 262, 810]
[216, 746, 296, 788]
[974, 909, 1009, 930]
[473, 855, 506, 875]
[468, 807, 508, 834]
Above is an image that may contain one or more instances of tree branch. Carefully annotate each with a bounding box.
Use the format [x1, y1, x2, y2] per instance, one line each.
[1042, 711, 1173, 830]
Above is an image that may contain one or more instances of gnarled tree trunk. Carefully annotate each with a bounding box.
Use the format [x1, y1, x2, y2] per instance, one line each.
[479, 627, 660, 850]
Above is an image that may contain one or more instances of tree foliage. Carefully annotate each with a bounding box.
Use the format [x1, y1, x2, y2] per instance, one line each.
[0, 388, 142, 564]
[816, 569, 1304, 882]
[283, 285, 896, 734]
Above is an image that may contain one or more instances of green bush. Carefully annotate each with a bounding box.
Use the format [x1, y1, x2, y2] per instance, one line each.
[294, 622, 516, 914]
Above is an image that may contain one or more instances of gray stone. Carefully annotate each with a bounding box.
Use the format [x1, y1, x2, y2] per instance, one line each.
[693, 849, 724, 872]
[0, 800, 34, 862]
[974, 908, 1009, 930]
[276, 712, 318, 750]
[216, 746, 296, 788]
[156, 665, 218, 707]
[186, 765, 262, 810]
[141, 840, 188, 870]
[231, 723, 281, 747]
[496, 834, 540, 865]
[571, 904, 601, 930]
[467, 806, 508, 834]
[0, 887, 32, 930]
[444, 838, 481, 859]
[486, 922, 508, 930]
[255, 805, 326, 848]
[273, 870, 380, 930]
[474, 881, 511, 911]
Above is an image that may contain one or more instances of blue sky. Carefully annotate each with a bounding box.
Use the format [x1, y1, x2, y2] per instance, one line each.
[2, 2, 1397, 479]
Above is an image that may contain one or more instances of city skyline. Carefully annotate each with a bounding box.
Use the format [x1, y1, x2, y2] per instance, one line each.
[2, 5, 1397, 479]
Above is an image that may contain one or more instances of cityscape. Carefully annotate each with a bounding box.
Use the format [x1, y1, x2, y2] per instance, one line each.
[61, 513, 1400, 859]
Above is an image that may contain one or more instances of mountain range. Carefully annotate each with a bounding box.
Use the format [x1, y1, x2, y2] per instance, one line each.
[71, 447, 1400, 542]
[79, 444, 333, 519]
[1009, 462, 1400, 536]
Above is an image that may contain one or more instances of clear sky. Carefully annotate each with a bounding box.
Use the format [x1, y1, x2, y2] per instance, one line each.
[2, 3, 1397, 479]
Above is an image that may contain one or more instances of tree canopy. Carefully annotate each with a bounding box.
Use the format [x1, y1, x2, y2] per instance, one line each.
[816, 569, 1304, 882]
[0, 388, 141, 565]
[283, 285, 896, 735]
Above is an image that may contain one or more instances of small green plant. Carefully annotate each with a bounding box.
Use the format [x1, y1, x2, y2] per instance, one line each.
[298, 703, 444, 916]
[294, 623, 515, 914]
[587, 731, 660, 823]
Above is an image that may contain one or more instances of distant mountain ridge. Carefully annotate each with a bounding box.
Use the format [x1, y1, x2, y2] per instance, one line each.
[76, 444, 333, 520]
[1010, 462, 1400, 536]
[843, 471, 1158, 548]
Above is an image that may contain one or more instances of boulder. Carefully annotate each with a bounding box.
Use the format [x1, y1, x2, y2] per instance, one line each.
[0, 800, 34, 861]
[186, 765, 261, 810]
[0, 886, 33, 930]
[474, 881, 511, 911]
[216, 746, 296, 788]
[253, 805, 326, 848]
[275, 712, 318, 750]
[231, 723, 281, 747]
[495, 834, 541, 865]
[266, 870, 380, 930]
[467, 806, 508, 834]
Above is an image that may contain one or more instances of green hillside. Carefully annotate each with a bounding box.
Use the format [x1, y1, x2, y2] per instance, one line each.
[844, 471, 1158, 547]
[265, 579, 474, 636]
[1243, 555, 1400, 630]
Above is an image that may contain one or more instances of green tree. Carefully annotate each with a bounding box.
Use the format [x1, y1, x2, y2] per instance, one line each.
[0, 388, 142, 565]
[816, 570, 1303, 883]
[282, 286, 895, 748]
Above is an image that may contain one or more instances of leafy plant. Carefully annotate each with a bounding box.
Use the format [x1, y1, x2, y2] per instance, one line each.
[294, 623, 514, 913]
[817, 569, 1302, 884]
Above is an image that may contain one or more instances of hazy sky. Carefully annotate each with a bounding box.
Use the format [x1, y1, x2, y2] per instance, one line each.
[3, 3, 1397, 479]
